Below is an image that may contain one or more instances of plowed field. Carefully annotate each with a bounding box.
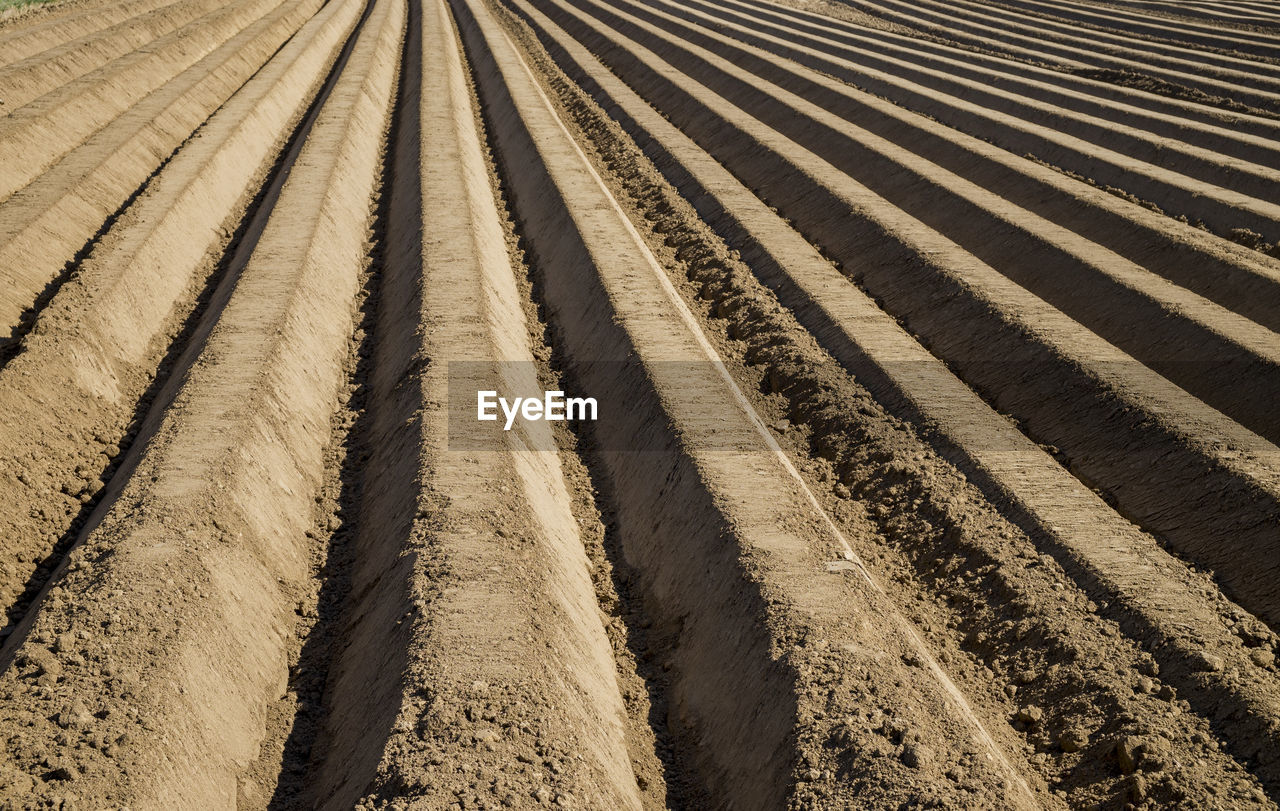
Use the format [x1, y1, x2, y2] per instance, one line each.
[0, 0, 1278, 807]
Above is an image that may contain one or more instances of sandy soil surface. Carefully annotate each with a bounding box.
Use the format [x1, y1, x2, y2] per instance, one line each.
[0, 0, 1277, 806]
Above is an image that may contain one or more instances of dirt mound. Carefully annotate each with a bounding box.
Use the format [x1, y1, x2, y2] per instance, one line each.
[0, 0, 1276, 805]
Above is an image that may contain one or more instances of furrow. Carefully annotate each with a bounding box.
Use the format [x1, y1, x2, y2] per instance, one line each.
[295, 0, 643, 805]
[0, 0, 286, 203]
[0, 0, 1276, 806]
[0, 0, 360, 635]
[902, 0, 1280, 81]
[1129, 2, 1279, 25]
[0, 0, 319, 348]
[683, 0, 1280, 209]
[531, 0, 1280, 642]
[0, 0, 229, 115]
[1208, 1, 1280, 24]
[607, 0, 1280, 434]
[775, 0, 1280, 147]
[1108, 0, 1280, 26]
[988, 0, 1280, 57]
[454, 0, 1049, 805]
[0, 0, 398, 802]
[0, 0, 188, 70]
[842, 0, 1280, 114]
[507, 0, 1280, 798]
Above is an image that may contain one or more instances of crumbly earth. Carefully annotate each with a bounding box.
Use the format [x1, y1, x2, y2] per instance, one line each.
[0, 0, 1277, 806]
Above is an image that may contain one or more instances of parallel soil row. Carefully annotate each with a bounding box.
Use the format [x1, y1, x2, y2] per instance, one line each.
[509, 0, 1280, 801]
[0, 0, 181, 69]
[455, 1, 1050, 807]
[292, 0, 642, 805]
[0, 0, 399, 802]
[905, 0, 1280, 75]
[500, 2, 1280, 804]
[607, 0, 1280, 400]
[986, 0, 1280, 57]
[0, 0, 1277, 806]
[1100, 0, 1280, 27]
[838, 0, 1280, 115]
[678, 0, 1280, 239]
[529, 0, 1280, 642]
[0, 0, 286, 200]
[494, 7, 1274, 809]
[0, 0, 361, 634]
[0, 0, 225, 114]
[0, 0, 322, 345]
[796, 0, 1280, 144]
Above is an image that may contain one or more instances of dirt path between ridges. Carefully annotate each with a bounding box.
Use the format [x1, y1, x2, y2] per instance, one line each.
[0, 0, 313, 350]
[977, 0, 1280, 58]
[0, 0, 1277, 804]
[1099, 0, 1280, 29]
[455, 0, 1053, 805]
[276, 0, 645, 805]
[0, 0, 179, 67]
[1050, 0, 1280, 29]
[0, 0, 398, 801]
[667, 0, 1280, 334]
[504, 2, 1280, 803]
[588, 0, 1280, 422]
[961, 0, 1280, 63]
[530, 0, 1280, 638]
[0, 0, 322, 349]
[0, 0, 360, 638]
[0, 0, 288, 203]
[0, 0, 231, 114]
[859, 0, 1280, 85]
[838, 0, 1280, 114]
[742, 0, 1280, 170]
[787, 0, 1280, 138]
[655, 0, 1280, 238]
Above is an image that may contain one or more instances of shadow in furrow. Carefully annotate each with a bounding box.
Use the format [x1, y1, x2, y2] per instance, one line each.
[263, 159, 384, 810]
[486, 20, 700, 806]
[0, 0, 318, 370]
[269, 0, 421, 802]
[0, 151, 174, 370]
[0, 0, 382, 662]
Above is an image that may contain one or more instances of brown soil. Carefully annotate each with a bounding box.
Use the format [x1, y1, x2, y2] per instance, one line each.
[830, 0, 1280, 116]
[0, 0, 1277, 806]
